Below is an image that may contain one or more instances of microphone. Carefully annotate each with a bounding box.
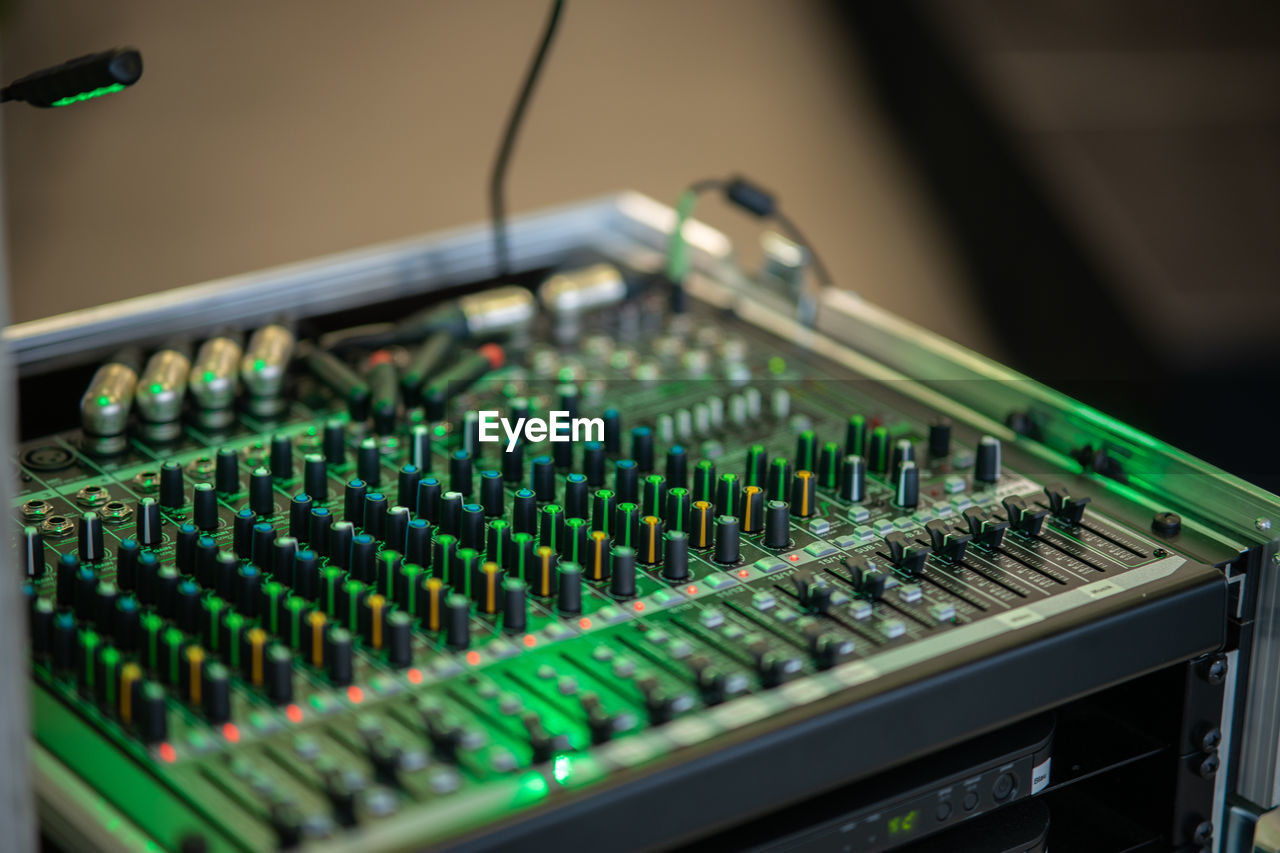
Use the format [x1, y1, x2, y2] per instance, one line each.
[1, 47, 142, 108]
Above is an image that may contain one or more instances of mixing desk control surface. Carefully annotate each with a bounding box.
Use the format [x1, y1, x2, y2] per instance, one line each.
[15, 276, 1225, 851]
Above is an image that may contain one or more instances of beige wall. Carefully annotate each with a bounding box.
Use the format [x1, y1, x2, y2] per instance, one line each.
[2, 1, 992, 353]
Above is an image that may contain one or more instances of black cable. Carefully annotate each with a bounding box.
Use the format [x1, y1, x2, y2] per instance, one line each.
[667, 175, 834, 288]
[489, 0, 566, 278]
[770, 209, 834, 288]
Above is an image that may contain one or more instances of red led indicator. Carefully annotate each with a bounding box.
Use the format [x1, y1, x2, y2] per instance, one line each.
[686, 585, 698, 595]
[158, 742, 177, 763]
[407, 668, 423, 684]
[737, 569, 750, 578]
[222, 723, 241, 743]
[347, 686, 364, 704]
[788, 554, 800, 562]
[523, 634, 538, 647]
[285, 704, 303, 724]
[466, 651, 481, 665]
[578, 617, 592, 629]
[633, 601, 646, 612]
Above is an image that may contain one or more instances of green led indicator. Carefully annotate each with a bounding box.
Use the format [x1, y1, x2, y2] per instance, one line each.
[768, 356, 786, 375]
[149, 382, 163, 394]
[552, 754, 572, 784]
[515, 771, 550, 804]
[96, 394, 111, 406]
[50, 82, 126, 107]
[252, 358, 266, 372]
[202, 370, 216, 383]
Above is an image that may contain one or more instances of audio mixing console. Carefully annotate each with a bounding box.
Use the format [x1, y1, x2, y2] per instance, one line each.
[9, 198, 1242, 852]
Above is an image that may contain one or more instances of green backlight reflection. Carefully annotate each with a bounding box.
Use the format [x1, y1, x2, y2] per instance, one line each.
[50, 82, 126, 107]
[516, 771, 550, 804]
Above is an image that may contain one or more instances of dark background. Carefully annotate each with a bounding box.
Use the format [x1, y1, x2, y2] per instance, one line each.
[3, 0, 1277, 489]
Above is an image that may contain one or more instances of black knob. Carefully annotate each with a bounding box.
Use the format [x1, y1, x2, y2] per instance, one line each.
[740, 485, 764, 534]
[289, 493, 313, 539]
[363, 492, 389, 539]
[631, 515, 660, 565]
[609, 546, 637, 599]
[795, 430, 817, 472]
[249, 466, 274, 517]
[558, 563, 583, 614]
[867, 426, 890, 474]
[928, 418, 952, 458]
[479, 470, 504, 517]
[528, 455, 554, 502]
[714, 516, 741, 564]
[891, 439, 915, 479]
[445, 594, 470, 649]
[690, 500, 713, 549]
[840, 454, 866, 502]
[270, 434, 293, 480]
[631, 426, 654, 473]
[350, 534, 375, 582]
[503, 578, 528, 633]
[582, 441, 605, 487]
[817, 442, 841, 490]
[692, 460, 717, 503]
[343, 479, 367, 524]
[666, 445, 688, 488]
[790, 470, 816, 517]
[135, 498, 162, 547]
[327, 627, 354, 685]
[591, 489, 616, 537]
[358, 438, 382, 488]
[385, 505, 410, 552]
[272, 536, 298, 583]
[215, 447, 241, 494]
[448, 449, 471, 497]
[614, 502, 639, 550]
[563, 473, 588, 520]
[663, 531, 689, 581]
[894, 461, 919, 510]
[502, 438, 525, 484]
[642, 474, 667, 518]
[386, 610, 412, 668]
[138, 681, 169, 743]
[192, 484, 218, 532]
[745, 444, 767, 491]
[329, 521, 355, 569]
[172, 517, 197, 571]
[78, 512, 105, 563]
[715, 473, 740, 518]
[614, 459, 639, 504]
[308, 508, 334, 556]
[539, 504, 565, 553]
[439, 491, 463, 537]
[603, 408, 621, 453]
[416, 477, 442, 524]
[304, 453, 329, 503]
[22, 526, 45, 579]
[116, 539, 140, 590]
[159, 461, 185, 509]
[291, 550, 317, 602]
[408, 423, 431, 471]
[251, 522, 277, 571]
[974, 435, 1002, 484]
[764, 500, 791, 549]
[322, 419, 346, 465]
[200, 662, 231, 724]
[845, 414, 867, 457]
[512, 488, 537, 535]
